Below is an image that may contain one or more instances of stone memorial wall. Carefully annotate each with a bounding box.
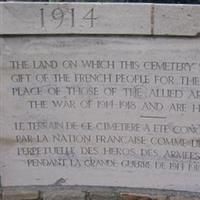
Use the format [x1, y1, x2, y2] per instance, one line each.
[0, 2, 200, 200]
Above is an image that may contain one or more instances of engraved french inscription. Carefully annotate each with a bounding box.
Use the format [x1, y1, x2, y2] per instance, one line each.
[0, 36, 200, 192]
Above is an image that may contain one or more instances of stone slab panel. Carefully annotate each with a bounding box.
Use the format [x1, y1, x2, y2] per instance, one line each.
[154, 4, 200, 36]
[1, 36, 200, 192]
[0, 3, 200, 36]
[0, 3, 151, 35]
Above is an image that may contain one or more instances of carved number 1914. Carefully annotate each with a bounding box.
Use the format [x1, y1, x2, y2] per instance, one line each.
[40, 7, 97, 29]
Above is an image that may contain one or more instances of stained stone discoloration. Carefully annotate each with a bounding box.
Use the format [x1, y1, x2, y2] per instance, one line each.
[0, 137, 17, 146]
[89, 191, 118, 200]
[120, 193, 157, 200]
[43, 189, 85, 200]
[1, 187, 200, 200]
[2, 189, 40, 200]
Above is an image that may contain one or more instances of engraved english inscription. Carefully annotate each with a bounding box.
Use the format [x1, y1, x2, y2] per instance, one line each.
[1, 36, 200, 192]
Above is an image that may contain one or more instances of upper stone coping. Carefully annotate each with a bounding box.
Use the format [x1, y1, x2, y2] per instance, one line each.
[0, 2, 200, 36]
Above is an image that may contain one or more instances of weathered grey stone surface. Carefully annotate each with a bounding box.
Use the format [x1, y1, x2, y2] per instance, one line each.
[154, 4, 200, 36]
[0, 3, 151, 35]
[0, 3, 200, 36]
[1, 186, 200, 200]
[1, 2, 200, 198]
[1, 35, 200, 191]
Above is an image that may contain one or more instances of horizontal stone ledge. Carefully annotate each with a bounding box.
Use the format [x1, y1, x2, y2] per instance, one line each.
[1, 187, 200, 200]
[1, 189, 40, 200]
[0, 3, 200, 36]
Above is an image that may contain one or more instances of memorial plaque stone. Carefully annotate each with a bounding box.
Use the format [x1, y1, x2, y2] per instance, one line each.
[0, 2, 200, 193]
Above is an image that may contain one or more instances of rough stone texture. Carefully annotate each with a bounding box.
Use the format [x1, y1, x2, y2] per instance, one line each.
[43, 189, 85, 200]
[89, 191, 118, 200]
[1, 187, 200, 200]
[120, 193, 168, 200]
[2, 189, 40, 200]
[120, 193, 157, 200]
[170, 196, 200, 200]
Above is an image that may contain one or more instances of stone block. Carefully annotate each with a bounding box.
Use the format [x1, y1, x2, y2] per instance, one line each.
[2, 189, 40, 200]
[43, 189, 85, 200]
[120, 193, 157, 200]
[1, 3, 200, 36]
[154, 4, 200, 36]
[170, 196, 200, 200]
[0, 3, 151, 35]
[89, 191, 118, 200]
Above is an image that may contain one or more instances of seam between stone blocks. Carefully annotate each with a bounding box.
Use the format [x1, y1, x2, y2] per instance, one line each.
[150, 4, 155, 35]
[84, 191, 91, 200]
